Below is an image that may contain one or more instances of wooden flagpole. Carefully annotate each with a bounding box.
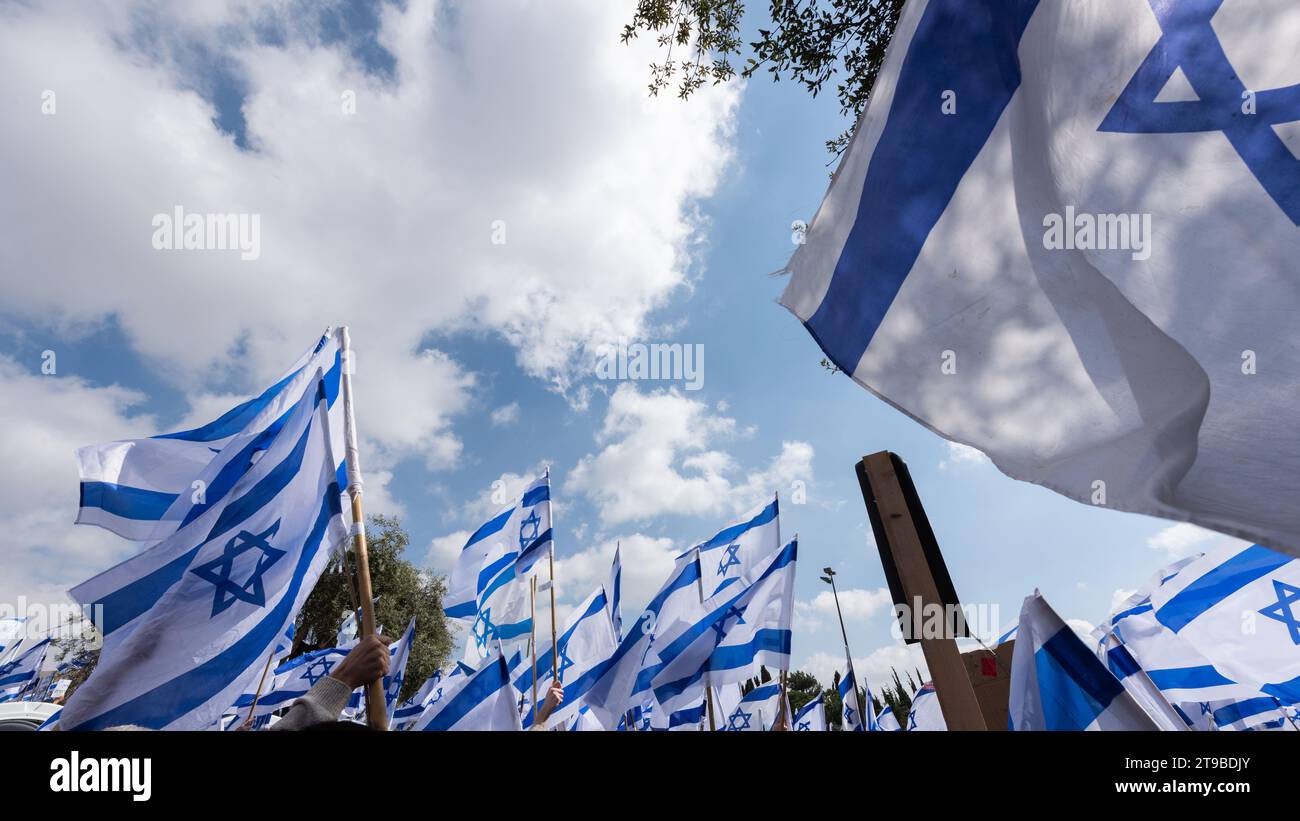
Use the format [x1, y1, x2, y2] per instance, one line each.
[856, 451, 986, 730]
[339, 326, 387, 730]
[530, 575, 539, 727]
[239, 646, 277, 730]
[546, 469, 559, 682]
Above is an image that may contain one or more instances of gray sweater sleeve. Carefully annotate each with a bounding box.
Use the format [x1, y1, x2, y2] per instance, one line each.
[270, 676, 355, 730]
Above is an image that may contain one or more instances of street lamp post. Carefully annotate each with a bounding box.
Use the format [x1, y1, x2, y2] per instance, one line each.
[820, 567, 869, 730]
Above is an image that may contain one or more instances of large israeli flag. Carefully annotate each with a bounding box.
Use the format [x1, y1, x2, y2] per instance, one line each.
[59, 372, 348, 731]
[76, 329, 344, 542]
[723, 682, 780, 731]
[1148, 542, 1300, 704]
[411, 653, 522, 732]
[792, 692, 828, 731]
[681, 496, 780, 599]
[581, 549, 702, 729]
[1010, 592, 1158, 730]
[780, 0, 1300, 556]
[1093, 630, 1187, 731]
[1098, 554, 1255, 704]
[515, 585, 619, 730]
[445, 472, 551, 664]
[648, 539, 797, 721]
[838, 660, 867, 732]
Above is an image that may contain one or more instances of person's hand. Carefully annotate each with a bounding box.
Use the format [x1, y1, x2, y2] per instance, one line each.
[544, 684, 564, 711]
[329, 633, 392, 690]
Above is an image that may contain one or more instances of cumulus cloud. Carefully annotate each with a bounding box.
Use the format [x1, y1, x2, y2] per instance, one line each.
[799, 643, 931, 692]
[795, 587, 892, 629]
[0, 0, 738, 596]
[489, 402, 520, 427]
[1145, 522, 1248, 561]
[552, 533, 680, 623]
[938, 441, 990, 470]
[568, 384, 813, 524]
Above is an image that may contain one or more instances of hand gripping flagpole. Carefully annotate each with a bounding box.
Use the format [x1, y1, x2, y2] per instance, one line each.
[339, 326, 388, 730]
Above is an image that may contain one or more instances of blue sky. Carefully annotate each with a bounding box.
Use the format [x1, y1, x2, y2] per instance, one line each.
[0, 0, 1247, 690]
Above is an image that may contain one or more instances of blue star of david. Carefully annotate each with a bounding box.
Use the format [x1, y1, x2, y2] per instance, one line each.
[190, 520, 286, 617]
[1258, 579, 1300, 644]
[716, 543, 742, 577]
[711, 605, 746, 642]
[519, 510, 541, 550]
[797, 720, 811, 731]
[472, 607, 497, 651]
[844, 705, 857, 727]
[1099, 0, 1300, 224]
[556, 641, 576, 683]
[726, 709, 752, 731]
[908, 711, 918, 731]
[429, 687, 443, 707]
[303, 657, 335, 686]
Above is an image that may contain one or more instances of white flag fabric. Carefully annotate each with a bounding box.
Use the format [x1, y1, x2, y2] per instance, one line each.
[1148, 542, 1300, 704]
[874, 705, 902, 732]
[0, 617, 25, 662]
[779, 0, 1300, 556]
[647, 539, 797, 721]
[791, 692, 828, 731]
[514, 584, 619, 730]
[713, 683, 742, 730]
[1092, 629, 1187, 731]
[723, 682, 780, 732]
[681, 496, 780, 599]
[906, 683, 946, 731]
[568, 705, 603, 731]
[412, 653, 522, 732]
[838, 659, 867, 732]
[608, 545, 623, 642]
[1009, 592, 1158, 731]
[445, 472, 551, 665]
[59, 373, 347, 730]
[76, 329, 343, 542]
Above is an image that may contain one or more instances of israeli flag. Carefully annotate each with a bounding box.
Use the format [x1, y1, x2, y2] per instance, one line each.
[874, 705, 902, 732]
[227, 644, 350, 724]
[646, 539, 796, 720]
[1148, 542, 1300, 703]
[0, 637, 50, 698]
[381, 619, 417, 727]
[1092, 629, 1188, 731]
[76, 329, 343, 542]
[568, 704, 603, 731]
[337, 609, 359, 647]
[792, 692, 828, 731]
[713, 683, 742, 729]
[779, 0, 1300, 556]
[581, 549, 701, 729]
[392, 670, 446, 731]
[445, 472, 551, 664]
[1010, 592, 1158, 731]
[838, 660, 866, 732]
[412, 653, 522, 732]
[906, 683, 946, 731]
[681, 496, 780, 599]
[1203, 696, 1298, 732]
[723, 682, 780, 731]
[1098, 554, 1254, 704]
[59, 371, 348, 731]
[514, 585, 619, 730]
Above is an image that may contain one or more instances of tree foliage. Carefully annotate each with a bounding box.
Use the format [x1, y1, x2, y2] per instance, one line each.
[290, 514, 455, 703]
[622, 0, 906, 154]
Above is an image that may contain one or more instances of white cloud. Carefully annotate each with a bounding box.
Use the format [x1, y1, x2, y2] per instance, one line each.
[552, 533, 679, 623]
[0, 0, 739, 594]
[1110, 588, 1136, 613]
[426, 529, 470, 575]
[1145, 522, 1248, 560]
[938, 441, 990, 470]
[795, 587, 891, 629]
[799, 642, 930, 692]
[0, 357, 157, 606]
[567, 384, 813, 524]
[489, 402, 520, 427]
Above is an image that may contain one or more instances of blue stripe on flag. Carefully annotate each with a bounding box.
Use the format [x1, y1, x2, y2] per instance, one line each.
[78, 482, 177, 521]
[418, 656, 511, 731]
[1145, 664, 1235, 691]
[1155, 545, 1293, 633]
[1105, 644, 1141, 680]
[802, 0, 1042, 373]
[1036, 629, 1122, 730]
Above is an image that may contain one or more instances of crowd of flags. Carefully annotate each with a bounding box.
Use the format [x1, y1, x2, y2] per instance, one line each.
[0, 325, 1292, 733]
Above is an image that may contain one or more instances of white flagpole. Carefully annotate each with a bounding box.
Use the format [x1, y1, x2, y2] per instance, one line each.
[339, 326, 387, 730]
